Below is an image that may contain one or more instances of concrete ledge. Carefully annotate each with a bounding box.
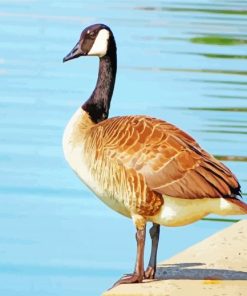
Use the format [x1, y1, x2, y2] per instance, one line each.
[103, 220, 247, 296]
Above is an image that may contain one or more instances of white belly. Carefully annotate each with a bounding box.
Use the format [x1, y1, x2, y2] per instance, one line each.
[150, 195, 244, 227]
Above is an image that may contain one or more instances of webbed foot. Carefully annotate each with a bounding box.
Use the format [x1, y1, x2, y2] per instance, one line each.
[112, 272, 143, 288]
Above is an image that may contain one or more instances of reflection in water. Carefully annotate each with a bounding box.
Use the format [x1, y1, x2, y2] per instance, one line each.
[191, 36, 247, 46]
[190, 53, 247, 59]
[190, 79, 247, 86]
[189, 107, 247, 112]
[126, 66, 247, 76]
[214, 155, 247, 162]
[135, 6, 247, 17]
[0, 0, 246, 295]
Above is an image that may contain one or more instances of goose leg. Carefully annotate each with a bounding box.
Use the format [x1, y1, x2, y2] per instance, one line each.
[145, 223, 160, 279]
[112, 217, 146, 287]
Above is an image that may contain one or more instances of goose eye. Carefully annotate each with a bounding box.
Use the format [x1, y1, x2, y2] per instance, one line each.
[89, 31, 96, 39]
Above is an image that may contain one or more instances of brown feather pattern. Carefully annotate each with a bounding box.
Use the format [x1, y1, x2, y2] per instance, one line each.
[82, 119, 163, 216]
[84, 115, 240, 207]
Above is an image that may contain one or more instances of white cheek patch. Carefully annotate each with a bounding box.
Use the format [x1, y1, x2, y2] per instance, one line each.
[88, 29, 110, 57]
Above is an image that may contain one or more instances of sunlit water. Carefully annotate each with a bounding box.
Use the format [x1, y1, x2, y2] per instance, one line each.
[0, 0, 246, 295]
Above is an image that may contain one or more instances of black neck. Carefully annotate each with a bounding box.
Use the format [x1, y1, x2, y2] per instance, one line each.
[82, 38, 117, 123]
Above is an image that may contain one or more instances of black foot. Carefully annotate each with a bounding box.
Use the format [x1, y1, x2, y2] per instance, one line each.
[144, 266, 156, 279]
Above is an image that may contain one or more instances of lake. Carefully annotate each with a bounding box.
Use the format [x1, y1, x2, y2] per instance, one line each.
[0, 0, 246, 295]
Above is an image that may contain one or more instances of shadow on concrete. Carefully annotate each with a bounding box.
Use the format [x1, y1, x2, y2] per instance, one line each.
[156, 263, 247, 280]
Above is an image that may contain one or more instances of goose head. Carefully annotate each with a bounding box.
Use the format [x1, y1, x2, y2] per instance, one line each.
[63, 24, 115, 62]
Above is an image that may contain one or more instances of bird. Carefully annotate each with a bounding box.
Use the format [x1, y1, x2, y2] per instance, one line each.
[62, 23, 247, 287]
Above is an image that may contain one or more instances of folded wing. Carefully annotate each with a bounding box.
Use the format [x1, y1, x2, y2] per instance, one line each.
[96, 115, 240, 199]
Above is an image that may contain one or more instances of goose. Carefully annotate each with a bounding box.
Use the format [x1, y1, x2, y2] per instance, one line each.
[63, 23, 247, 286]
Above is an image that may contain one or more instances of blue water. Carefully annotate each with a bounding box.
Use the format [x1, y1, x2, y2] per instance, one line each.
[0, 0, 247, 295]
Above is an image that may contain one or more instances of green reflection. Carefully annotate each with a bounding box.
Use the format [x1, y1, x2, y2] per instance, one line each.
[172, 52, 247, 60]
[128, 66, 247, 76]
[205, 95, 247, 100]
[189, 107, 247, 112]
[191, 36, 247, 46]
[214, 155, 247, 162]
[200, 130, 247, 135]
[202, 53, 247, 59]
[202, 217, 240, 223]
[178, 7, 247, 16]
[190, 79, 247, 86]
[208, 124, 247, 129]
[136, 6, 247, 16]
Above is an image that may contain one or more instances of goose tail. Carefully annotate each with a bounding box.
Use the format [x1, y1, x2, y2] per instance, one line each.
[227, 197, 247, 214]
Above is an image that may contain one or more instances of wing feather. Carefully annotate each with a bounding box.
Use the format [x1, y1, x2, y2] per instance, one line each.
[93, 115, 240, 199]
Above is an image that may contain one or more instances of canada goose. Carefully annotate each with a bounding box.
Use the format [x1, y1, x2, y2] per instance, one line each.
[63, 24, 247, 286]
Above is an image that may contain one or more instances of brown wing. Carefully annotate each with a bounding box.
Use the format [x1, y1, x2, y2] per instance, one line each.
[95, 115, 240, 199]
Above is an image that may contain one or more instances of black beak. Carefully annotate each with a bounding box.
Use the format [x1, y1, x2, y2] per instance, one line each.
[63, 41, 84, 63]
